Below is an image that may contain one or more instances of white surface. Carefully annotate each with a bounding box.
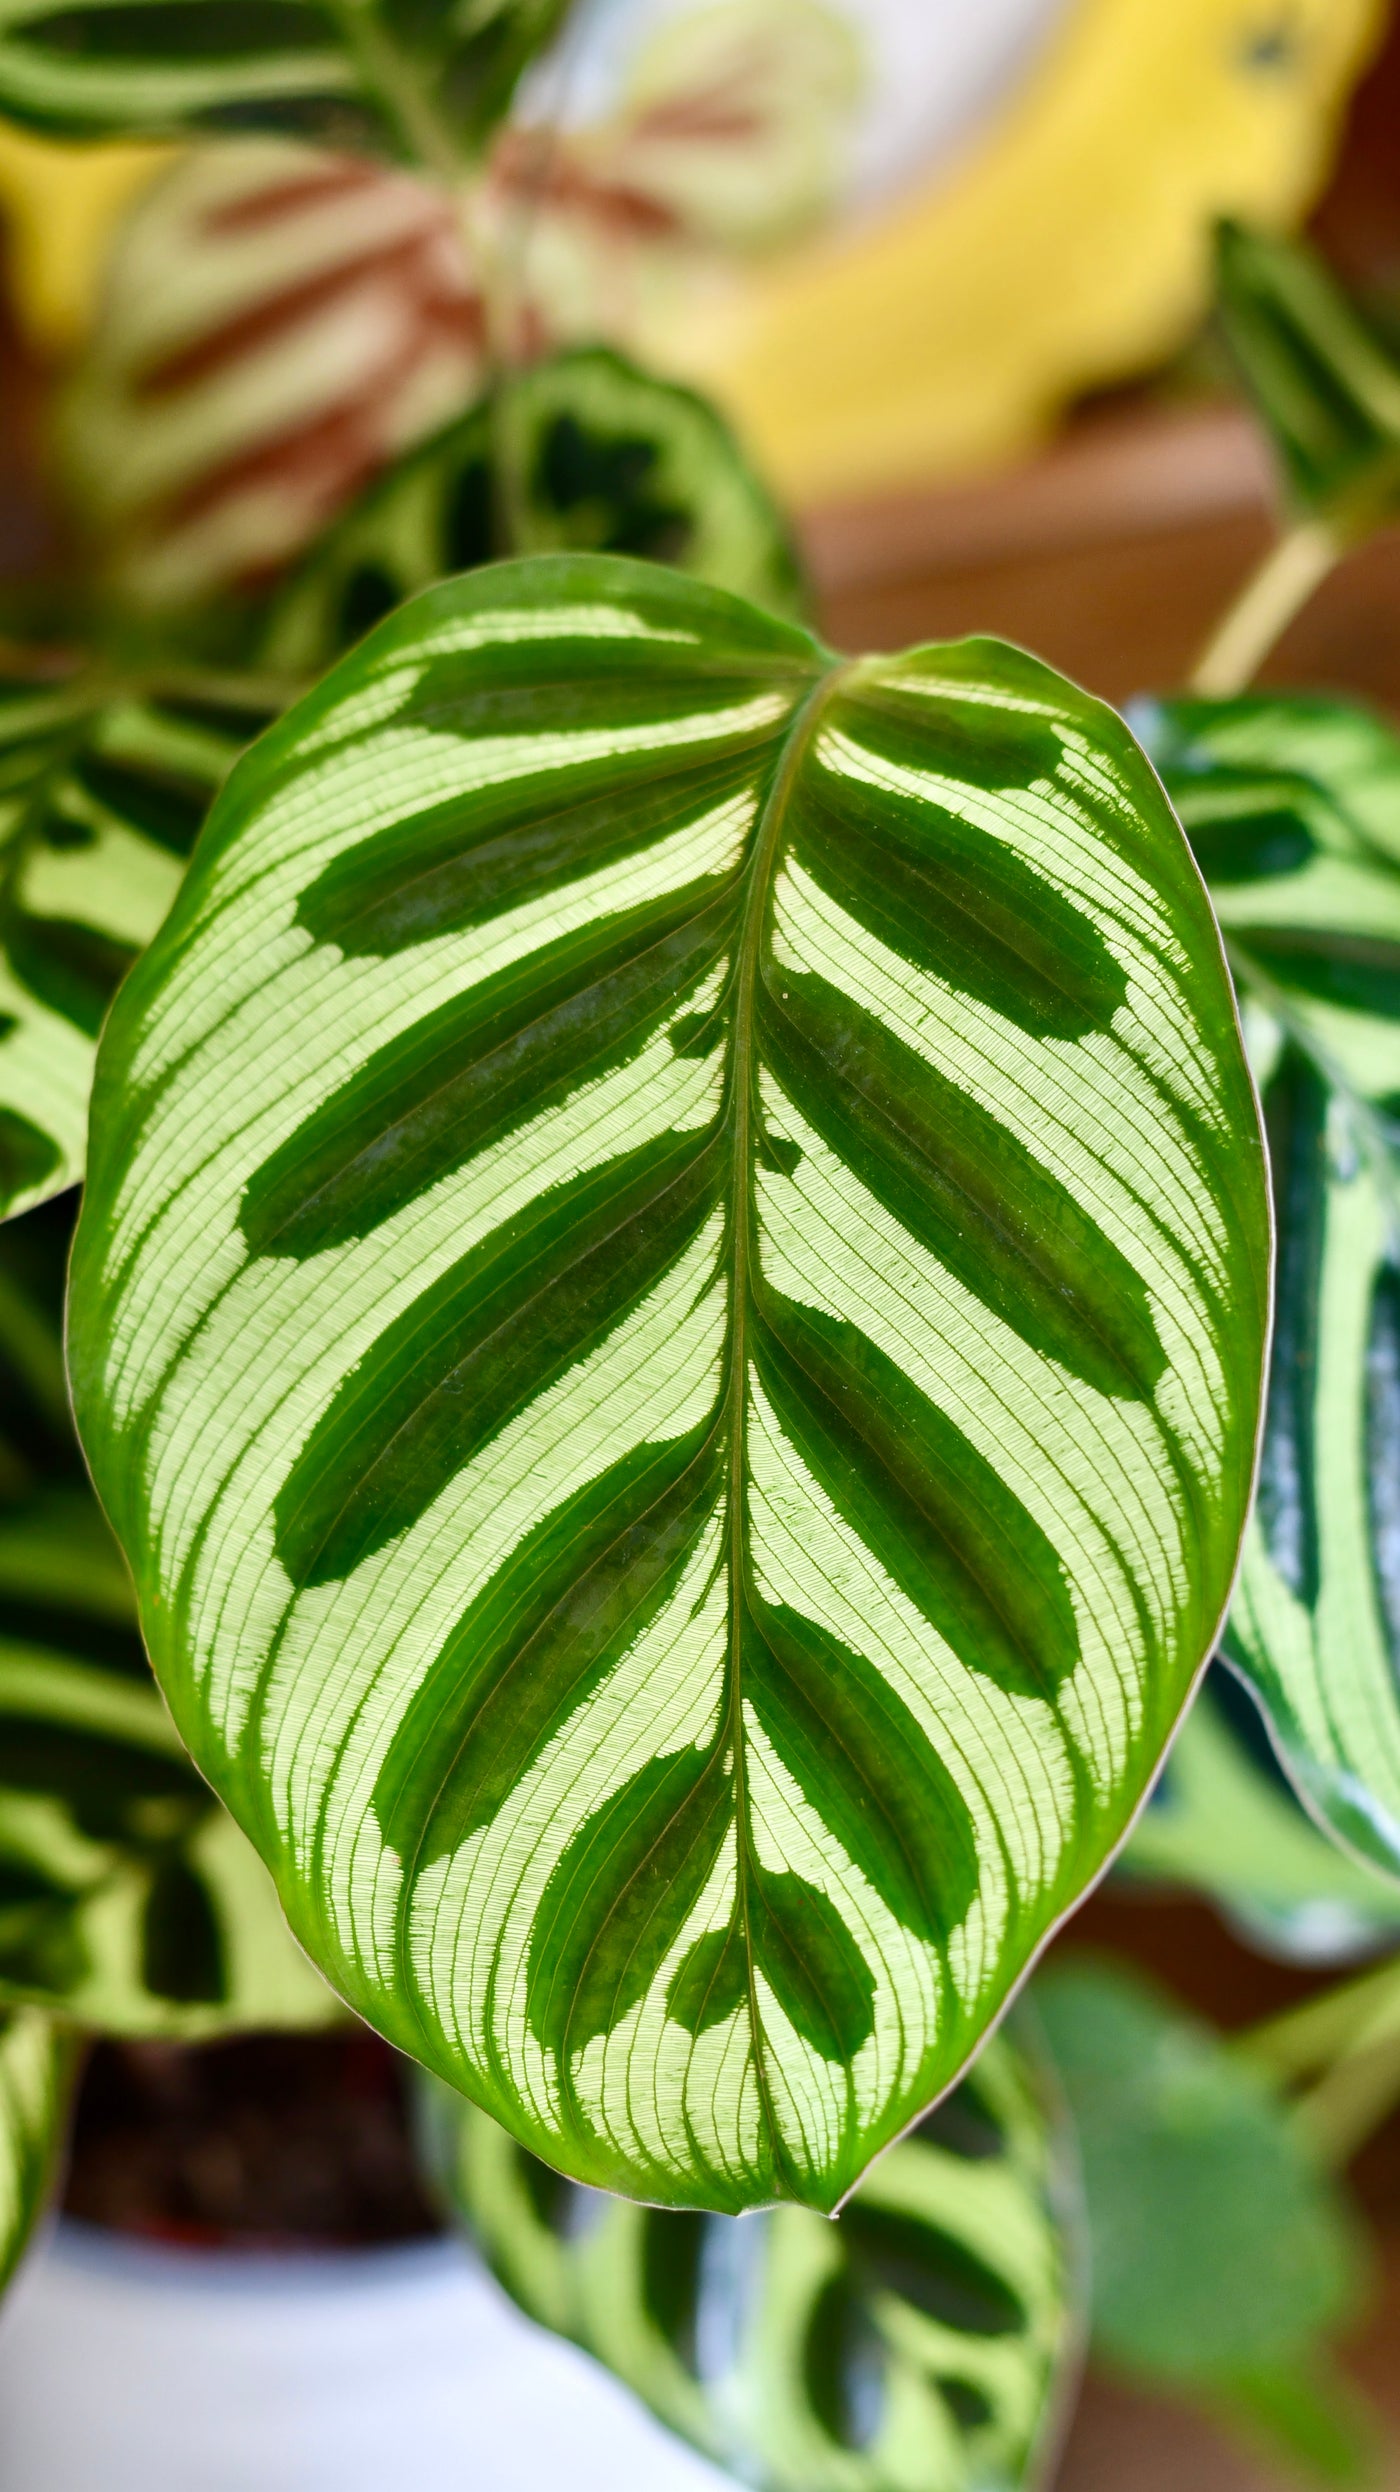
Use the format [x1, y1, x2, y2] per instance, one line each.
[0, 2223, 736, 2492]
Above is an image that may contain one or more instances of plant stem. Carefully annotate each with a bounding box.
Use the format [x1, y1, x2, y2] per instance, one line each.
[1238, 1950, 1400, 2168]
[326, 0, 466, 190]
[1188, 521, 1341, 697]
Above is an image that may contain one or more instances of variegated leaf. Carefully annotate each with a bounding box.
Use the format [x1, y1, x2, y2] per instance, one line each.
[1123, 1664, 1400, 1965]
[1142, 689, 1400, 1884]
[1214, 220, 1400, 537]
[0, 1197, 335, 2035]
[425, 2029, 1079, 2492]
[0, 2006, 74, 2293]
[0, 665, 267, 1217]
[0, 0, 565, 155]
[64, 139, 485, 614]
[69, 555, 1269, 2211]
[264, 345, 805, 671]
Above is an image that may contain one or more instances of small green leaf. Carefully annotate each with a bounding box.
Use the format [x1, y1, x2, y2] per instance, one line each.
[69, 554, 1269, 2210]
[0, 1200, 335, 2036]
[263, 346, 806, 673]
[0, 0, 565, 154]
[1124, 1666, 1400, 1963]
[0, 668, 263, 1218]
[0, 2005, 75, 2294]
[1035, 1957, 1363, 2385]
[1214, 220, 1400, 537]
[423, 2029, 1080, 2492]
[1141, 689, 1400, 1885]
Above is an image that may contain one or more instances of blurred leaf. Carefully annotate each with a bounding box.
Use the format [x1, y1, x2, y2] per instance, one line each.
[62, 138, 486, 618]
[1036, 1958, 1363, 2388]
[1139, 688, 1400, 1887]
[1224, 2360, 1375, 2490]
[0, 664, 266, 1217]
[264, 344, 806, 669]
[0, 0, 566, 159]
[0, 1198, 336, 2036]
[425, 2030, 1079, 2492]
[1215, 221, 1400, 538]
[0, 2004, 76, 2292]
[1123, 1664, 1400, 1965]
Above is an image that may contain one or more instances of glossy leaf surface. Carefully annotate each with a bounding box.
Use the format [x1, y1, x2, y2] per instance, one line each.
[1123, 1664, 1400, 1965]
[0, 0, 564, 154]
[1214, 221, 1400, 535]
[70, 555, 1269, 2210]
[0, 1200, 334, 2035]
[264, 346, 805, 671]
[1038, 1958, 1366, 2484]
[1143, 690, 1400, 1882]
[0, 2006, 74, 2293]
[0, 666, 265, 1218]
[427, 2030, 1078, 2492]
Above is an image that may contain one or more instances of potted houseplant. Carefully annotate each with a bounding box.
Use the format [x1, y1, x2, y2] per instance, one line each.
[0, 3, 1397, 2481]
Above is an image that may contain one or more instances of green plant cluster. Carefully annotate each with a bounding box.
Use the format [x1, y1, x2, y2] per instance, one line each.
[0, 9, 1398, 2482]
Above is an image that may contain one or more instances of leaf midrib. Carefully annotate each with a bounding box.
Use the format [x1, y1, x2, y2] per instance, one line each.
[723, 655, 846, 2175]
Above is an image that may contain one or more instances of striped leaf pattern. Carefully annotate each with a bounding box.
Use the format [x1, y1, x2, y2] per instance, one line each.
[1124, 1665, 1400, 1965]
[426, 2030, 1078, 2492]
[1214, 221, 1400, 533]
[0, 0, 565, 153]
[1143, 690, 1400, 1885]
[264, 345, 805, 673]
[0, 667, 266, 1218]
[64, 140, 486, 614]
[0, 1197, 335, 2035]
[69, 554, 1269, 2211]
[0, 2006, 74, 2294]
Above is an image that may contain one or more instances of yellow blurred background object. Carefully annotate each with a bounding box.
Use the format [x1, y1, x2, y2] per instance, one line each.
[0, 0, 1386, 503]
[663, 0, 1389, 499]
[0, 121, 170, 350]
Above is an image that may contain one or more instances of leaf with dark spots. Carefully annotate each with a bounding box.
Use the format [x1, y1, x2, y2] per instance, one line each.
[527, 1746, 732, 2059]
[274, 1132, 721, 1584]
[374, 1426, 721, 1862]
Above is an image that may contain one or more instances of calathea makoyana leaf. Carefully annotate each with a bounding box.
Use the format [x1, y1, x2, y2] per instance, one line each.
[0, 2006, 75, 2293]
[1141, 689, 1400, 1885]
[0, 0, 565, 155]
[1214, 221, 1400, 540]
[0, 1197, 334, 2036]
[1123, 1664, 1400, 1966]
[69, 553, 1269, 2211]
[63, 138, 485, 615]
[0, 664, 268, 1218]
[424, 2029, 1078, 2492]
[262, 346, 805, 673]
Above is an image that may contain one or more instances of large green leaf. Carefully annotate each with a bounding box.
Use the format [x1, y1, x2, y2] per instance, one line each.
[0, 0, 564, 154]
[426, 2030, 1079, 2492]
[1141, 689, 1400, 1883]
[262, 346, 806, 671]
[1214, 221, 1400, 538]
[1123, 1665, 1400, 1965]
[1037, 1957, 1369, 2486]
[0, 666, 267, 1219]
[0, 1199, 335, 2035]
[0, 2006, 75, 2293]
[68, 553, 1269, 2210]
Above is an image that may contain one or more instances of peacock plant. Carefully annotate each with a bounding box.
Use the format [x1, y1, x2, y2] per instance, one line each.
[0, 5, 1393, 2482]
